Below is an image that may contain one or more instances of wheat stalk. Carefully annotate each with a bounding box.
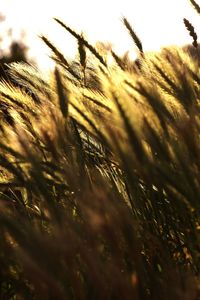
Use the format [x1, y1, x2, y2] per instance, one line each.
[122, 17, 143, 53]
[189, 0, 200, 15]
[54, 18, 107, 67]
[183, 18, 198, 48]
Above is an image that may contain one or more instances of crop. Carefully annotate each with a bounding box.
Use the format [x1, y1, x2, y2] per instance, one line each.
[1, 1, 200, 299]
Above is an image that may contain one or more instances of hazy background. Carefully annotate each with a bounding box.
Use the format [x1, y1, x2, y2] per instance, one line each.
[0, 0, 200, 69]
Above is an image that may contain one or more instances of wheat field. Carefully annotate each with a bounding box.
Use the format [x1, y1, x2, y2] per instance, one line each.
[0, 1, 200, 299]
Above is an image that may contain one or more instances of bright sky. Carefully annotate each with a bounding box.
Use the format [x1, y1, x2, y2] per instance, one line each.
[0, 0, 200, 69]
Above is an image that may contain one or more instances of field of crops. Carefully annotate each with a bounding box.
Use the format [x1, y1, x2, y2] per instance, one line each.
[1, 1, 200, 299]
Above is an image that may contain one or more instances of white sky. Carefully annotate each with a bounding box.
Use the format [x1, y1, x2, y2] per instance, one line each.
[0, 0, 200, 69]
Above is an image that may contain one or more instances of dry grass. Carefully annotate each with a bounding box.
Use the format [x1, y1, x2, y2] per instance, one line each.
[0, 6, 200, 299]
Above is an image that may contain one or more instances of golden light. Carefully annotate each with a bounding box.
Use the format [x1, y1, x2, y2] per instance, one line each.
[1, 0, 200, 70]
